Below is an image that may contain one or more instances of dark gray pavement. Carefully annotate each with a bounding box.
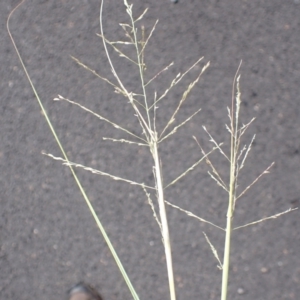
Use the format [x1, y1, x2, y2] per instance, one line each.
[1, 0, 300, 299]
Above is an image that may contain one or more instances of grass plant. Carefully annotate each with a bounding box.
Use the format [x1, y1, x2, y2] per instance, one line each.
[7, 1, 297, 300]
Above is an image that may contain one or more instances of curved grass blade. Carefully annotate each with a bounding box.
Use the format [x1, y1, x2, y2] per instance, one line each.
[7, 2, 139, 299]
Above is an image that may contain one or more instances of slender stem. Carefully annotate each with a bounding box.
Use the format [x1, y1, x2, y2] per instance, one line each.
[8, 2, 139, 299]
[221, 192, 234, 300]
[221, 67, 240, 300]
[152, 141, 176, 300]
[221, 151, 235, 300]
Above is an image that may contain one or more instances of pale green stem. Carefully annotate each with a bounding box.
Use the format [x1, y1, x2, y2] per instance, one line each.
[221, 133, 236, 300]
[152, 141, 176, 300]
[221, 155, 235, 300]
[221, 64, 242, 300]
[8, 3, 139, 300]
[221, 183, 234, 300]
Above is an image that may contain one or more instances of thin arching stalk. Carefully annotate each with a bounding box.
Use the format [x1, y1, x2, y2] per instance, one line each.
[8, 2, 140, 300]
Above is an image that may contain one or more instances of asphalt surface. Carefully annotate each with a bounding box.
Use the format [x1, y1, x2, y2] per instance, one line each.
[1, 1, 300, 299]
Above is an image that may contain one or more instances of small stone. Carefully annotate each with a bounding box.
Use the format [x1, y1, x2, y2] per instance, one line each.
[253, 104, 260, 111]
[237, 287, 245, 295]
[261, 267, 269, 273]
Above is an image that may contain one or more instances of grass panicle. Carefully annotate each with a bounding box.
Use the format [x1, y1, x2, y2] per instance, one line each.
[56, 1, 209, 299]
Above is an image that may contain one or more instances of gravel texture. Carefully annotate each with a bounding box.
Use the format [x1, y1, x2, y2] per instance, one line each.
[1, 1, 300, 299]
